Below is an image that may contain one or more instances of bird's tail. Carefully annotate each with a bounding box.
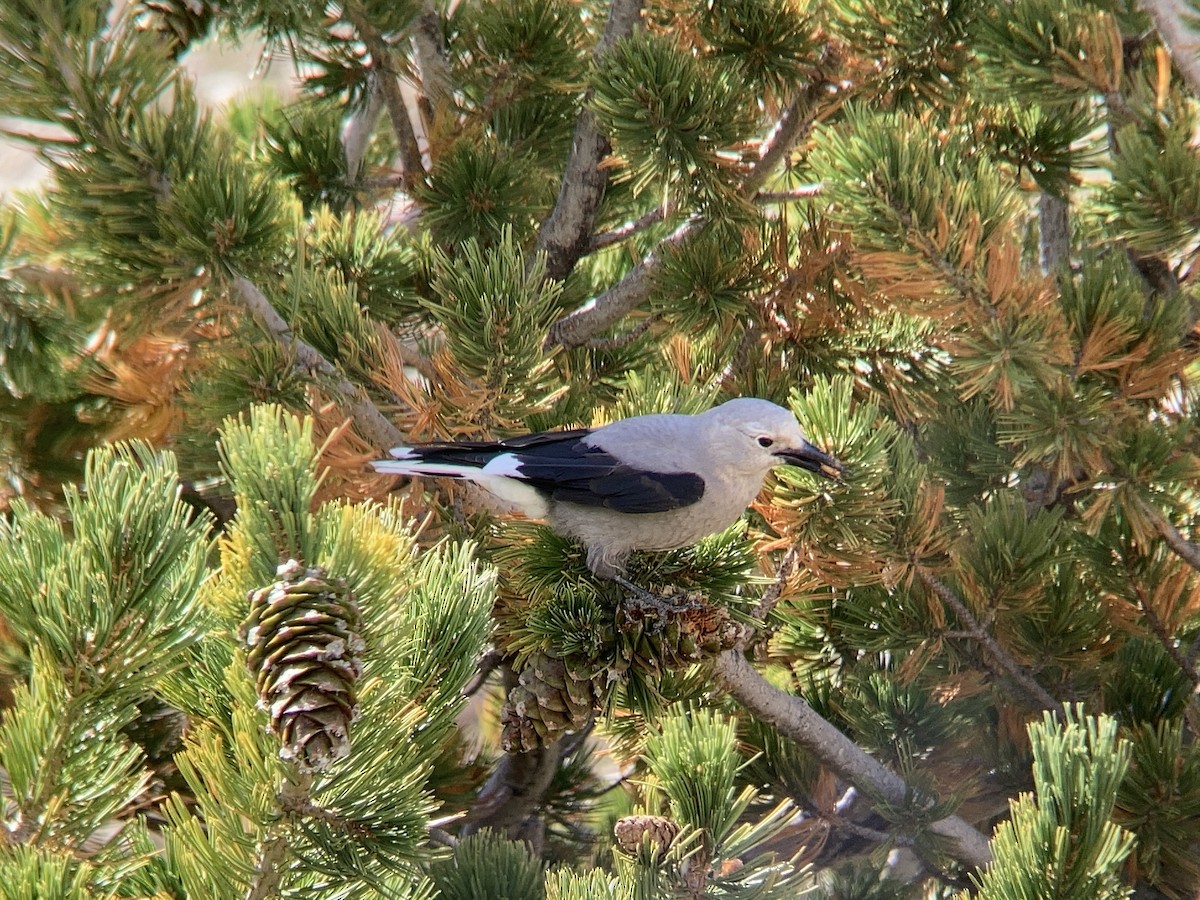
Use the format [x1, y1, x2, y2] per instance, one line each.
[370, 447, 481, 479]
[370, 443, 509, 479]
[370, 445, 549, 517]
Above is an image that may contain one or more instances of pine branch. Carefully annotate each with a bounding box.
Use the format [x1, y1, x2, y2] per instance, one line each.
[1144, 501, 1200, 573]
[1138, 0, 1200, 98]
[246, 834, 290, 900]
[532, 0, 645, 282]
[914, 565, 1065, 715]
[585, 186, 823, 255]
[582, 314, 660, 349]
[1134, 584, 1200, 693]
[893, 205, 996, 316]
[754, 184, 825, 203]
[246, 778, 313, 900]
[1039, 192, 1070, 274]
[713, 651, 994, 872]
[547, 56, 845, 349]
[230, 275, 404, 449]
[752, 546, 799, 622]
[462, 740, 567, 837]
[344, 3, 426, 194]
[587, 200, 675, 253]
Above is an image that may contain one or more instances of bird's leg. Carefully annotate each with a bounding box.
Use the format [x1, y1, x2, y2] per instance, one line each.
[611, 574, 709, 629]
[611, 574, 664, 606]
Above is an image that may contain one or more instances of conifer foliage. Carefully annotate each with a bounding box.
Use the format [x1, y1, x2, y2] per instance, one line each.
[2, 0, 1200, 896]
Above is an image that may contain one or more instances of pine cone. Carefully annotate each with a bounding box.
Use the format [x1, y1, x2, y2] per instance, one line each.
[614, 814, 680, 863]
[500, 649, 611, 752]
[138, 0, 217, 57]
[240, 560, 365, 773]
[615, 587, 748, 676]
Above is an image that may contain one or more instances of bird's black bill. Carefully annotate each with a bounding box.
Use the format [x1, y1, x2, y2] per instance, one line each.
[776, 440, 846, 480]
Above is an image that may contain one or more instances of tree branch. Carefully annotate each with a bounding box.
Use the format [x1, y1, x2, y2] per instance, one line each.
[547, 58, 844, 349]
[230, 275, 404, 449]
[752, 546, 799, 622]
[713, 651, 994, 872]
[1138, 0, 1200, 98]
[914, 565, 1065, 715]
[344, 3, 426, 194]
[1145, 502, 1200, 572]
[461, 735, 567, 838]
[1134, 583, 1200, 693]
[1038, 191, 1070, 275]
[532, 0, 645, 282]
[754, 184, 825, 203]
[584, 186, 822, 256]
[412, 0, 453, 116]
[587, 200, 675, 253]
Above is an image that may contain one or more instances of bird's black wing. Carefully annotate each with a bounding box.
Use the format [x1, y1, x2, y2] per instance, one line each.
[509, 432, 705, 513]
[408, 429, 705, 513]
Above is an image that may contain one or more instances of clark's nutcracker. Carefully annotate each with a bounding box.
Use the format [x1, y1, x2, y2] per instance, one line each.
[371, 398, 844, 578]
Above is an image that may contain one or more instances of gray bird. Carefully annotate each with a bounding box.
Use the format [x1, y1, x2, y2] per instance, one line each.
[371, 398, 844, 579]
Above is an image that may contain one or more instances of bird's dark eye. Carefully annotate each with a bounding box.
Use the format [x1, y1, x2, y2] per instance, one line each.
[757, 436, 774, 448]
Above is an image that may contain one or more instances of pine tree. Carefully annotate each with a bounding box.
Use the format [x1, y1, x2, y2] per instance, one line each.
[2, 0, 1200, 896]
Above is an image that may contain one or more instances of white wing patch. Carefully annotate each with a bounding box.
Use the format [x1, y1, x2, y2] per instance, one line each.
[480, 453, 526, 478]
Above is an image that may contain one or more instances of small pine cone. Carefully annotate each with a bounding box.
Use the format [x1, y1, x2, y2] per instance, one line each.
[614, 814, 679, 863]
[616, 588, 749, 676]
[500, 649, 610, 752]
[139, 0, 217, 57]
[239, 560, 365, 773]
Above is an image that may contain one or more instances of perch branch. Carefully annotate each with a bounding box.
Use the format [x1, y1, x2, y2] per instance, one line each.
[713, 651, 994, 872]
[231, 275, 404, 449]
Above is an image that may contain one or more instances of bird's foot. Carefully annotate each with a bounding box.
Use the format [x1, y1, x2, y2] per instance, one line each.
[611, 575, 708, 627]
[612, 574, 663, 605]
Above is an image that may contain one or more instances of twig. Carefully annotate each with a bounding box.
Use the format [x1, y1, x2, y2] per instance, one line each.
[230, 275, 404, 449]
[532, 0, 645, 282]
[1137, 0, 1200, 98]
[547, 58, 845, 349]
[713, 651, 993, 872]
[462, 647, 505, 697]
[1145, 502, 1200, 572]
[1134, 584, 1200, 693]
[587, 201, 675, 253]
[744, 62, 839, 197]
[752, 546, 799, 621]
[359, 173, 409, 190]
[753, 184, 825, 203]
[344, 3, 426, 194]
[914, 565, 1064, 715]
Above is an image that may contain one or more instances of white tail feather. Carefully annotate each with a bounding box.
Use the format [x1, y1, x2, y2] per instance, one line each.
[370, 460, 480, 478]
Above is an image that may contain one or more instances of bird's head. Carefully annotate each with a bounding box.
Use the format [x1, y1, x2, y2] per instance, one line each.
[707, 398, 845, 480]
